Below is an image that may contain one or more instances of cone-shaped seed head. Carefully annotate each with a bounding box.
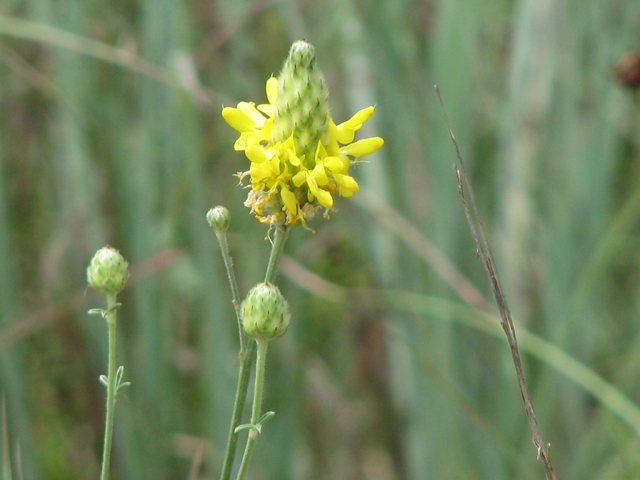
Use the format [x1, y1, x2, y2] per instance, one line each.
[87, 246, 129, 294]
[241, 282, 290, 340]
[272, 40, 330, 168]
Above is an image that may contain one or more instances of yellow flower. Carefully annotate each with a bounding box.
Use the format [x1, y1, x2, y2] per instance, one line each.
[222, 41, 383, 226]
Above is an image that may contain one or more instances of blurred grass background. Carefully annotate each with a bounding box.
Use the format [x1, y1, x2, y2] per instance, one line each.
[1, 0, 640, 478]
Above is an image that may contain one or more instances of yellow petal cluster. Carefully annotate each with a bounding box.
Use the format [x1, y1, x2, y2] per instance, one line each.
[222, 61, 383, 226]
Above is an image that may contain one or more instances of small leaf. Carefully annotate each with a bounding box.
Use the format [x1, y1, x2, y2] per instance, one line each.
[99, 375, 108, 388]
[115, 366, 125, 385]
[233, 423, 262, 434]
[234, 424, 254, 434]
[258, 411, 275, 425]
[105, 303, 122, 315]
[88, 308, 107, 317]
[116, 382, 131, 394]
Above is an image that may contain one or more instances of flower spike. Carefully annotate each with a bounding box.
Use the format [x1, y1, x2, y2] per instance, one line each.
[222, 40, 384, 226]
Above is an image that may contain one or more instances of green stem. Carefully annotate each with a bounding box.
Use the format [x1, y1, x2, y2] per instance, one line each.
[218, 341, 255, 480]
[100, 292, 118, 480]
[215, 230, 245, 353]
[216, 224, 256, 480]
[264, 225, 289, 284]
[218, 224, 290, 480]
[235, 338, 269, 480]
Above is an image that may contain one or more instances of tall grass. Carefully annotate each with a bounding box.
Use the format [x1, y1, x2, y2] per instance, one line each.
[1, 0, 640, 478]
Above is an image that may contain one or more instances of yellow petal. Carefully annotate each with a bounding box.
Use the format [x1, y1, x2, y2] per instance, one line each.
[335, 129, 355, 145]
[292, 170, 307, 187]
[283, 134, 295, 150]
[261, 117, 273, 137]
[222, 107, 255, 132]
[233, 135, 248, 151]
[264, 177, 277, 189]
[315, 141, 328, 161]
[315, 188, 334, 208]
[237, 102, 266, 127]
[280, 185, 298, 214]
[287, 149, 301, 166]
[249, 162, 271, 182]
[325, 136, 341, 156]
[307, 176, 319, 196]
[328, 120, 338, 138]
[311, 164, 329, 186]
[246, 145, 268, 163]
[335, 106, 376, 143]
[270, 156, 281, 175]
[340, 106, 375, 130]
[335, 174, 359, 196]
[266, 77, 278, 105]
[325, 156, 345, 174]
[341, 137, 384, 157]
[257, 104, 275, 117]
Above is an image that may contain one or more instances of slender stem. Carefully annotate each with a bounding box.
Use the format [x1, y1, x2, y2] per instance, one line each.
[100, 292, 118, 480]
[250, 339, 268, 429]
[216, 224, 256, 480]
[264, 225, 289, 284]
[235, 338, 269, 480]
[215, 230, 245, 354]
[218, 225, 290, 480]
[218, 341, 255, 480]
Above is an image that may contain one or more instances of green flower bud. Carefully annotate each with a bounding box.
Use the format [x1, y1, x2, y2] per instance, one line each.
[272, 40, 331, 168]
[207, 205, 231, 233]
[241, 282, 290, 340]
[87, 246, 129, 294]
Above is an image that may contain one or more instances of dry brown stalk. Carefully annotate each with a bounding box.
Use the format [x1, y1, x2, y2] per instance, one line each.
[435, 86, 557, 480]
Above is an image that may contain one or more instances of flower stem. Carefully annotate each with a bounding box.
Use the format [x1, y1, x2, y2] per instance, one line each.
[235, 338, 269, 480]
[264, 225, 289, 284]
[215, 229, 245, 354]
[216, 223, 258, 480]
[218, 225, 289, 480]
[218, 341, 255, 480]
[100, 292, 118, 480]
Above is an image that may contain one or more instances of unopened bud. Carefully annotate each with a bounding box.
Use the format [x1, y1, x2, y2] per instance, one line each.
[87, 246, 129, 294]
[207, 205, 231, 233]
[241, 283, 290, 340]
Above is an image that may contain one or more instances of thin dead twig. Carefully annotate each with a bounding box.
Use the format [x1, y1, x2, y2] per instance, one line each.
[435, 85, 557, 480]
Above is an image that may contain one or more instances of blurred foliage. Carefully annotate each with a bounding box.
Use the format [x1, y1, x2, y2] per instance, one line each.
[1, 0, 640, 478]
